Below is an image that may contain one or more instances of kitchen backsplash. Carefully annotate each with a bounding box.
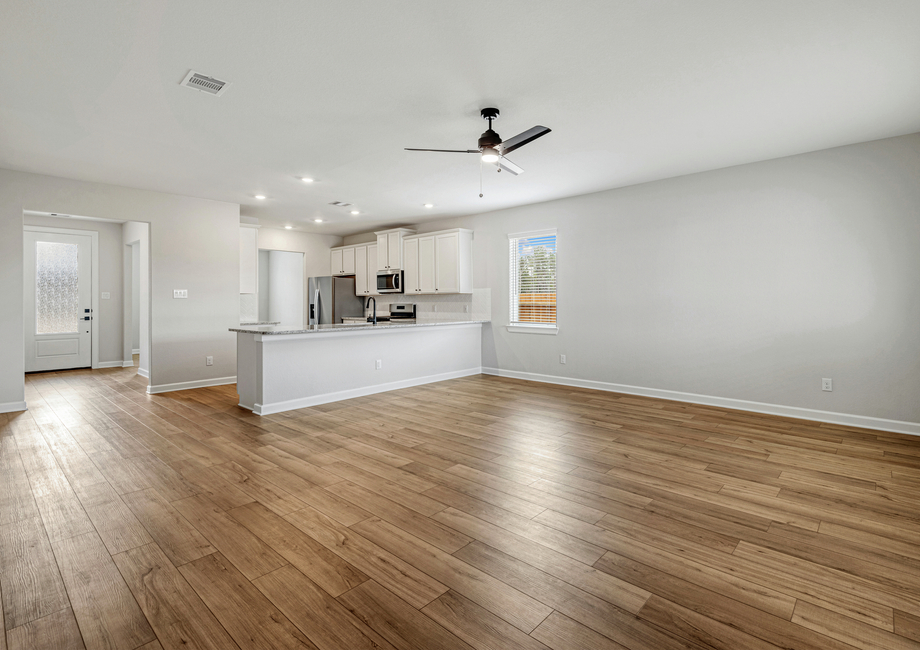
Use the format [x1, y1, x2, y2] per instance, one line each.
[241, 287, 491, 324]
[365, 288, 491, 322]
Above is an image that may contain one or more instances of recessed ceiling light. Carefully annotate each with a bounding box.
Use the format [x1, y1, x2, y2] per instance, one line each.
[255, 195, 266, 200]
[284, 225, 293, 229]
[424, 203, 434, 208]
[350, 210, 360, 215]
[301, 177, 314, 183]
[314, 218, 323, 223]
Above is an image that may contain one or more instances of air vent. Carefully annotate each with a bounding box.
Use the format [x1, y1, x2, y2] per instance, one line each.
[328, 201, 352, 207]
[180, 70, 230, 96]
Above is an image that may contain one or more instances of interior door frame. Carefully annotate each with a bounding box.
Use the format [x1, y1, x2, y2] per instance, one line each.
[23, 225, 100, 370]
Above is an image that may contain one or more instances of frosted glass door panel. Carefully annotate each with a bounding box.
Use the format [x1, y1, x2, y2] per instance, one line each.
[35, 241, 80, 334]
[24, 230, 93, 372]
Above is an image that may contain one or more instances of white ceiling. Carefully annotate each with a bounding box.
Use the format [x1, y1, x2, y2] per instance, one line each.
[3, 1, 920, 235]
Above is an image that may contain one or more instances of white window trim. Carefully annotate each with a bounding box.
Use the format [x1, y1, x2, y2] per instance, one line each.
[508, 228, 557, 334]
[506, 324, 559, 335]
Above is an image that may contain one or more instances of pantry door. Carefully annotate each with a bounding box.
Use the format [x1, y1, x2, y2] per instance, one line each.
[24, 229, 93, 372]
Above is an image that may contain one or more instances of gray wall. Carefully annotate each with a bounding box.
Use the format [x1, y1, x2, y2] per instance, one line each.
[22, 214, 125, 366]
[0, 168, 239, 408]
[395, 134, 920, 424]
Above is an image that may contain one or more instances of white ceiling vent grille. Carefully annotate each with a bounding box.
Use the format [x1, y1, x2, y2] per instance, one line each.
[180, 70, 230, 96]
[329, 201, 352, 207]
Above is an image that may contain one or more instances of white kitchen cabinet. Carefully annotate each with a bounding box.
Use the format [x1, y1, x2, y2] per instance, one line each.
[374, 228, 415, 271]
[353, 244, 379, 296]
[402, 228, 473, 294]
[355, 245, 368, 295]
[240, 225, 259, 293]
[330, 248, 343, 276]
[403, 238, 419, 293]
[418, 236, 436, 293]
[367, 244, 379, 295]
[342, 247, 355, 274]
[330, 246, 357, 276]
[436, 232, 460, 293]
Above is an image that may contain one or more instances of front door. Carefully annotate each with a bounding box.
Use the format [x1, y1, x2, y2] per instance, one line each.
[24, 229, 92, 372]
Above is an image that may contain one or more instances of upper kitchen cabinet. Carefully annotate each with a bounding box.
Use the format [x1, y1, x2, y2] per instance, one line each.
[374, 228, 416, 271]
[240, 225, 259, 293]
[354, 244, 379, 296]
[330, 245, 356, 276]
[403, 228, 473, 294]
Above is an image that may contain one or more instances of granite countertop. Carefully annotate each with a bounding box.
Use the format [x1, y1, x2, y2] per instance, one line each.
[230, 320, 489, 335]
[240, 321, 281, 326]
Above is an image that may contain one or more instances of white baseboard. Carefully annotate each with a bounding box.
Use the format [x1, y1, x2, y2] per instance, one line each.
[132, 348, 140, 355]
[122, 360, 135, 368]
[482, 367, 920, 437]
[137, 368, 149, 378]
[0, 401, 28, 414]
[147, 376, 237, 395]
[95, 360, 127, 369]
[247, 367, 482, 415]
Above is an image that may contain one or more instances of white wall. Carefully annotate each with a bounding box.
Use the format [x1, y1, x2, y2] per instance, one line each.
[0, 168, 240, 409]
[258, 249, 270, 321]
[266, 250, 304, 329]
[257, 227, 342, 277]
[364, 134, 920, 425]
[257, 227, 343, 328]
[22, 215, 125, 366]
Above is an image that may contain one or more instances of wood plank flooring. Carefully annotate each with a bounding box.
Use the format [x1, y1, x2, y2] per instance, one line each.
[2, 366, 920, 649]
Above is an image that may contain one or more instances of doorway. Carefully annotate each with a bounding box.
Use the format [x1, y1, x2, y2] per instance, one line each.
[123, 222, 150, 378]
[258, 249, 305, 329]
[23, 227, 97, 372]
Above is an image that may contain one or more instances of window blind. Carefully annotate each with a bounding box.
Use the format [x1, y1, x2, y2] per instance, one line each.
[509, 229, 557, 326]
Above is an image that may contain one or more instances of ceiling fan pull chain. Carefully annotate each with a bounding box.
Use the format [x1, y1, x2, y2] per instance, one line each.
[479, 158, 484, 198]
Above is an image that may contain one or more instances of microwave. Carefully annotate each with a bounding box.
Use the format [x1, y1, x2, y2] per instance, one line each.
[376, 270, 404, 293]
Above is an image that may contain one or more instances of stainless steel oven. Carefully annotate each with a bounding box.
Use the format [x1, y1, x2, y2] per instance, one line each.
[376, 270, 404, 293]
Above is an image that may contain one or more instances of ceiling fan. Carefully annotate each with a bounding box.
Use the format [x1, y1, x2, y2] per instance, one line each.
[405, 107, 551, 176]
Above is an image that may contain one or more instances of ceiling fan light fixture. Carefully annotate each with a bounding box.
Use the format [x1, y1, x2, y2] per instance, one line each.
[481, 147, 500, 163]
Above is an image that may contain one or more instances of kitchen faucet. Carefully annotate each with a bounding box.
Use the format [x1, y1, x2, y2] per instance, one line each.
[366, 296, 376, 325]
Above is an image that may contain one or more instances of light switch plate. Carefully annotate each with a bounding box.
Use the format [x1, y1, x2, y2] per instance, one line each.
[173, 289, 188, 299]
[101, 292, 110, 299]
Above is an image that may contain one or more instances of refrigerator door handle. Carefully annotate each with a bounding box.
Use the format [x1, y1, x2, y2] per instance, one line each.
[313, 289, 321, 324]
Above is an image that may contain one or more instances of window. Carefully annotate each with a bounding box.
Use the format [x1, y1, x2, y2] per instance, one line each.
[508, 229, 557, 334]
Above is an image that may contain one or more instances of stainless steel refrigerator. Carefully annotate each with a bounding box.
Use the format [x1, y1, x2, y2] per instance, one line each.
[308, 276, 365, 325]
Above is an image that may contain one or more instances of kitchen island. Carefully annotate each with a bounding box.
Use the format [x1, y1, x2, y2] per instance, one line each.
[231, 320, 487, 415]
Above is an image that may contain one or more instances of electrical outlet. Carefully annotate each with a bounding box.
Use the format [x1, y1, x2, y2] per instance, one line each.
[464, 305, 469, 313]
[173, 289, 188, 299]
[560, 354, 566, 364]
[433, 304, 437, 312]
[206, 356, 213, 366]
[375, 359, 382, 370]
[101, 292, 110, 299]
[822, 378, 832, 392]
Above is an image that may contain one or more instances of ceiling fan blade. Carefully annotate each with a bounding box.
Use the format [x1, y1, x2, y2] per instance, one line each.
[500, 126, 551, 154]
[495, 157, 524, 175]
[404, 148, 480, 153]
